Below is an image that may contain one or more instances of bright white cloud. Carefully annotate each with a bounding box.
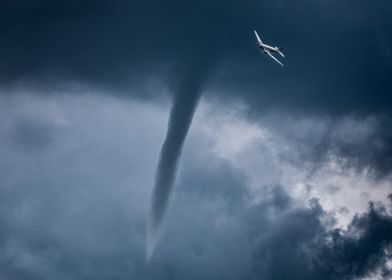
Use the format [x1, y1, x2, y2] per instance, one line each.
[191, 101, 392, 228]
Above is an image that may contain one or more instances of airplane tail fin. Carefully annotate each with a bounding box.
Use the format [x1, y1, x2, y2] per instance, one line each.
[277, 47, 285, 57]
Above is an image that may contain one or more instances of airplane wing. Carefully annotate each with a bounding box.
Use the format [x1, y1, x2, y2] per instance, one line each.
[265, 50, 284, 67]
[254, 30, 263, 45]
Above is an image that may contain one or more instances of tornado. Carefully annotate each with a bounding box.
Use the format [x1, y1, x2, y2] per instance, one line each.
[146, 56, 213, 260]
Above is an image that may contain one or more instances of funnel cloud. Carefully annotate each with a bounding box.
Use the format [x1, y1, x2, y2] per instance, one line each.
[147, 57, 214, 260]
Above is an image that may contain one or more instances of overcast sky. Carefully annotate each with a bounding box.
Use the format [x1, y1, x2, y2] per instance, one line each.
[1, 1, 392, 280]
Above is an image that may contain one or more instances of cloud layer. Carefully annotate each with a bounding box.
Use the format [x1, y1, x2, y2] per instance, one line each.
[0, 92, 391, 279]
[0, 0, 391, 113]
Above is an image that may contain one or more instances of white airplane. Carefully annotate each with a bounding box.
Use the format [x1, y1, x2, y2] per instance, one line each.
[254, 30, 285, 67]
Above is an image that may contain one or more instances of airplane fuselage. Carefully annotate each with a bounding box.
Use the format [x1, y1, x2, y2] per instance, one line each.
[254, 30, 285, 66]
[258, 43, 279, 53]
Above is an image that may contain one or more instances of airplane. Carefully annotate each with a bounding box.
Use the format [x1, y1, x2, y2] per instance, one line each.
[254, 30, 285, 67]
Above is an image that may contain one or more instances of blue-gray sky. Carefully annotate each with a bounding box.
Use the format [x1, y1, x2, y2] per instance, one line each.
[1, 1, 392, 279]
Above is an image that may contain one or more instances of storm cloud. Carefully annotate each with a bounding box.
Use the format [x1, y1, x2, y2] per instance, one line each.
[0, 0, 391, 112]
[1, 1, 392, 177]
[0, 93, 392, 279]
[1, 1, 392, 279]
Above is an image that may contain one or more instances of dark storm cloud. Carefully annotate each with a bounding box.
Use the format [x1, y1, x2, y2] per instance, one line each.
[245, 198, 392, 280]
[313, 201, 392, 280]
[1, 0, 392, 177]
[165, 153, 392, 280]
[0, 0, 226, 89]
[1, 2, 392, 279]
[0, 0, 391, 113]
